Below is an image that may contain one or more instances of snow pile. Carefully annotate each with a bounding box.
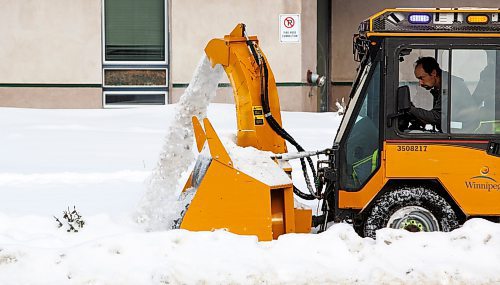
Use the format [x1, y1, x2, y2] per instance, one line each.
[0, 216, 499, 284]
[136, 55, 223, 230]
[0, 105, 499, 284]
[222, 137, 292, 186]
[0, 171, 146, 186]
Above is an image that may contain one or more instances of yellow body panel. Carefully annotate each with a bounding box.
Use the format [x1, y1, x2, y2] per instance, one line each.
[180, 116, 311, 241]
[180, 158, 296, 241]
[339, 142, 500, 216]
[192, 116, 206, 152]
[202, 118, 233, 166]
[338, 162, 387, 210]
[294, 208, 314, 234]
[204, 24, 287, 154]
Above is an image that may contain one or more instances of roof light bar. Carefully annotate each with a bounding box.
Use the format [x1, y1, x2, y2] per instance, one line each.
[360, 8, 500, 34]
[408, 13, 432, 24]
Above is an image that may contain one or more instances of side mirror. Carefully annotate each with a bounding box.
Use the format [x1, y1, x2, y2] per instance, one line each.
[397, 85, 411, 112]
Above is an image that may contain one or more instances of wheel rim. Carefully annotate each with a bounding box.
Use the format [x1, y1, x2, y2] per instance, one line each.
[387, 206, 440, 232]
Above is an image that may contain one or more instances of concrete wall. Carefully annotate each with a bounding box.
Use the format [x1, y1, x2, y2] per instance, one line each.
[0, 0, 102, 108]
[170, 0, 318, 111]
[330, 0, 500, 107]
[0, 88, 102, 108]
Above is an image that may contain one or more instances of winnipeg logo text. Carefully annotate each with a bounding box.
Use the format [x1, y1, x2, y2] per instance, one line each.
[465, 166, 499, 191]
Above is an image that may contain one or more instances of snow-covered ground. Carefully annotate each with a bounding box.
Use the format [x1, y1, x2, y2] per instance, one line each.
[1, 59, 500, 283]
[2, 105, 500, 284]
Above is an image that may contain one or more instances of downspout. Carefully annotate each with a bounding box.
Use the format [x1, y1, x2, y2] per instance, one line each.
[317, 0, 332, 112]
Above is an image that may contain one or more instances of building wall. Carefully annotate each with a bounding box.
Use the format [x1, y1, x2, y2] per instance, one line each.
[170, 0, 318, 111]
[0, 88, 102, 108]
[330, 0, 500, 109]
[0, 0, 102, 84]
[2, 0, 499, 110]
[0, 0, 102, 108]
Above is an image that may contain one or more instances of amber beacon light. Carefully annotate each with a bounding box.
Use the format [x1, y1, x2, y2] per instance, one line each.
[467, 15, 489, 24]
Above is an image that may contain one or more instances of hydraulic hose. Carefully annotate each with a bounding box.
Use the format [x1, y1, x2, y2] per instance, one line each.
[243, 29, 321, 199]
[293, 185, 316, 200]
[260, 57, 320, 199]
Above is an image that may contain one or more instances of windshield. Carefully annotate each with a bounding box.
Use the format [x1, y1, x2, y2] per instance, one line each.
[334, 60, 372, 144]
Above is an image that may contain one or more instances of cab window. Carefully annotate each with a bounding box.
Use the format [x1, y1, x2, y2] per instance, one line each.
[341, 62, 381, 190]
[397, 48, 500, 134]
[451, 49, 499, 134]
[398, 49, 447, 132]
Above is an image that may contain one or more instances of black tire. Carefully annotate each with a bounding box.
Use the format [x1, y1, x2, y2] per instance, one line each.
[363, 186, 460, 238]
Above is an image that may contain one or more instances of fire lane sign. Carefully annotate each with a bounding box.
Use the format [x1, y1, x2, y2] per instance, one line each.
[279, 14, 300, 43]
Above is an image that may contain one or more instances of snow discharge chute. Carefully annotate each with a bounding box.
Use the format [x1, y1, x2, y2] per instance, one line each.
[174, 24, 315, 241]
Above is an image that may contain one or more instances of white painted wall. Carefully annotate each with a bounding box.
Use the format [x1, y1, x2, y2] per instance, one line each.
[0, 0, 102, 84]
[170, 0, 318, 111]
[171, 0, 314, 85]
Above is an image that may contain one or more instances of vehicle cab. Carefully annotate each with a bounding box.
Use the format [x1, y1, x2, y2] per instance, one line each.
[322, 8, 500, 237]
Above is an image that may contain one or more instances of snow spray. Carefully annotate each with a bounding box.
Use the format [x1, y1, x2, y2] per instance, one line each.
[136, 55, 223, 231]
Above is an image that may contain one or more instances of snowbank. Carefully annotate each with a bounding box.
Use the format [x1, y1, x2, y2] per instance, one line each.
[0, 214, 498, 284]
[1, 102, 498, 284]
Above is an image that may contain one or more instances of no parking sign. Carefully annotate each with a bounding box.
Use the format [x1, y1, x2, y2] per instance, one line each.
[279, 14, 300, 43]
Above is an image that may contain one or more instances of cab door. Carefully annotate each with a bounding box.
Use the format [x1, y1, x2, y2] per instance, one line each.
[385, 37, 500, 216]
[336, 52, 383, 192]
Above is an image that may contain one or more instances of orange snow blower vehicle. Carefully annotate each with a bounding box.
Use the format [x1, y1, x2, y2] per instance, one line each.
[176, 8, 500, 240]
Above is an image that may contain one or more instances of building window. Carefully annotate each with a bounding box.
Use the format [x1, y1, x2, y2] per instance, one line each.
[104, 0, 165, 62]
[104, 91, 166, 106]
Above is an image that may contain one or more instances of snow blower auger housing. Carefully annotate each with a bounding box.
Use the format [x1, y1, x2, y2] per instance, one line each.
[176, 24, 312, 241]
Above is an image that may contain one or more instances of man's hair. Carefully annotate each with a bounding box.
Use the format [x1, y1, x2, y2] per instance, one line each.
[415, 57, 442, 77]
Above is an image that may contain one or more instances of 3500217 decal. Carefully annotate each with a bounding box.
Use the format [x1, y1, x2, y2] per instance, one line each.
[396, 145, 428, 152]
